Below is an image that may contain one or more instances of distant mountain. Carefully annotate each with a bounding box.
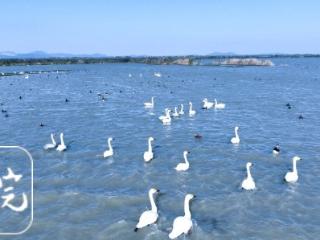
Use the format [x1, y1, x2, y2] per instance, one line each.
[0, 51, 108, 59]
[207, 52, 237, 56]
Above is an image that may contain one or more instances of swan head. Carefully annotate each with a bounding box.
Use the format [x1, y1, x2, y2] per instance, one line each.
[185, 193, 196, 201]
[189, 102, 192, 105]
[60, 133, 64, 138]
[108, 137, 113, 142]
[203, 98, 208, 102]
[246, 162, 253, 168]
[292, 156, 301, 161]
[183, 150, 190, 156]
[149, 188, 160, 194]
[235, 126, 239, 131]
[149, 137, 154, 141]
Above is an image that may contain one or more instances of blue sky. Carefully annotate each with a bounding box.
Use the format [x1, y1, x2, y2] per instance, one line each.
[1, 0, 319, 55]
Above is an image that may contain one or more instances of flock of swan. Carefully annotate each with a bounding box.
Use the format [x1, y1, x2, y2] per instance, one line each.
[42, 94, 302, 239]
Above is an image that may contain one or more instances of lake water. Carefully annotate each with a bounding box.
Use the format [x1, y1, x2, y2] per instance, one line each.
[0, 58, 319, 239]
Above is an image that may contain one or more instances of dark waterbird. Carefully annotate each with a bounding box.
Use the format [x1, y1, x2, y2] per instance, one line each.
[286, 103, 291, 109]
[194, 133, 203, 139]
[273, 144, 280, 154]
[298, 114, 304, 120]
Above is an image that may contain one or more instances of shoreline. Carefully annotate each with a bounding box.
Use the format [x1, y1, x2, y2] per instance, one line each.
[0, 54, 319, 67]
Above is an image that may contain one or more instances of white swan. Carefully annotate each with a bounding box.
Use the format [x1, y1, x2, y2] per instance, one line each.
[56, 133, 67, 152]
[214, 98, 225, 109]
[159, 108, 169, 121]
[161, 110, 171, 125]
[43, 133, 57, 150]
[189, 102, 196, 116]
[154, 72, 161, 77]
[169, 194, 195, 239]
[202, 98, 214, 109]
[241, 162, 256, 190]
[175, 151, 190, 171]
[231, 126, 240, 144]
[172, 107, 179, 117]
[144, 97, 154, 108]
[273, 144, 280, 155]
[103, 137, 114, 158]
[284, 156, 301, 183]
[144, 137, 154, 162]
[179, 104, 184, 115]
[135, 188, 160, 231]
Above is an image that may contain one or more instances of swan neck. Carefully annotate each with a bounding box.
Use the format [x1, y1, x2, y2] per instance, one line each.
[235, 128, 239, 139]
[108, 139, 113, 151]
[246, 165, 252, 179]
[293, 159, 298, 173]
[148, 139, 153, 152]
[184, 153, 189, 166]
[60, 134, 65, 146]
[149, 192, 157, 212]
[51, 134, 56, 145]
[184, 198, 191, 219]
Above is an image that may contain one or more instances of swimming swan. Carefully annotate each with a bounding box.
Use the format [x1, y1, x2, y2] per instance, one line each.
[231, 126, 240, 144]
[161, 110, 171, 125]
[44, 133, 57, 150]
[284, 156, 301, 183]
[103, 137, 114, 158]
[135, 188, 160, 231]
[175, 151, 190, 171]
[189, 102, 196, 116]
[241, 162, 256, 190]
[154, 72, 162, 77]
[214, 99, 225, 109]
[159, 108, 169, 121]
[172, 107, 179, 117]
[56, 133, 67, 152]
[144, 137, 154, 162]
[202, 98, 214, 109]
[169, 194, 195, 239]
[144, 97, 154, 108]
[179, 104, 184, 115]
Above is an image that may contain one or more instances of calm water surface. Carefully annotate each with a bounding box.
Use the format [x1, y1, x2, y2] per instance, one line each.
[0, 58, 319, 239]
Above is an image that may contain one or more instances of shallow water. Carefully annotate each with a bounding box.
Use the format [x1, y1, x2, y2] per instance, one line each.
[0, 58, 319, 239]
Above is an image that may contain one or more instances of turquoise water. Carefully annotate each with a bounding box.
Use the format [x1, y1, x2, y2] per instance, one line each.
[0, 58, 319, 239]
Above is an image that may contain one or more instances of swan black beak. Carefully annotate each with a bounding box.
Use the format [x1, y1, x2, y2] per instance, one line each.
[156, 189, 160, 193]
